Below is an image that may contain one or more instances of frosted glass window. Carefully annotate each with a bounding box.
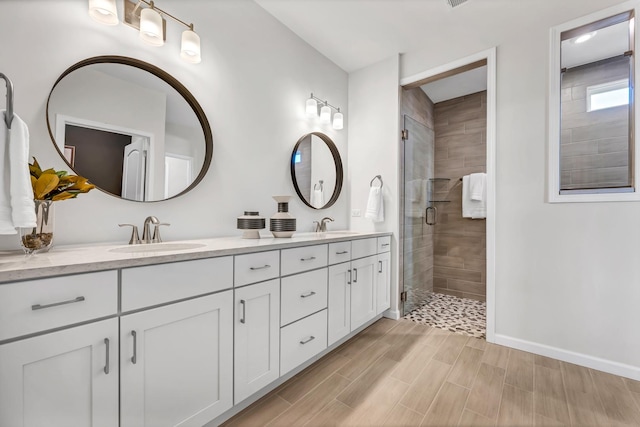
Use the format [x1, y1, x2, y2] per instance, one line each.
[587, 80, 629, 111]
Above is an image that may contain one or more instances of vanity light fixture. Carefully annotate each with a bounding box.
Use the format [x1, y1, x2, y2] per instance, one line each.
[305, 93, 345, 130]
[88, 0, 202, 64]
[89, 0, 119, 25]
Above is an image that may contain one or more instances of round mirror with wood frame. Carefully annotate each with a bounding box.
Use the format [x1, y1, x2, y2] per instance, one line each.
[290, 132, 343, 209]
[46, 56, 212, 202]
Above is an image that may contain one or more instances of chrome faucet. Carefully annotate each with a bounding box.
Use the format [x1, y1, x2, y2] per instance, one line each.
[314, 217, 334, 232]
[119, 216, 170, 244]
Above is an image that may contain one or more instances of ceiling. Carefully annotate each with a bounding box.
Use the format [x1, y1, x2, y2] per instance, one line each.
[254, 0, 626, 73]
[421, 66, 487, 103]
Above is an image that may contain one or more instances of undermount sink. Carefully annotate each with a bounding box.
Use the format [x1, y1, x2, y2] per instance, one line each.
[109, 242, 207, 254]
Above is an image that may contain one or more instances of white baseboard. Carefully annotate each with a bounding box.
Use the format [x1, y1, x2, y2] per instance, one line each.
[494, 334, 640, 381]
[385, 309, 401, 320]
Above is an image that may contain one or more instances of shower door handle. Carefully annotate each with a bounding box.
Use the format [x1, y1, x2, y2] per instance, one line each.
[426, 206, 437, 225]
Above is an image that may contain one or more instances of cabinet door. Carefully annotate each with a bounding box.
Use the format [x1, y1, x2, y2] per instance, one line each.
[350, 255, 377, 330]
[234, 279, 280, 404]
[376, 251, 391, 314]
[120, 292, 233, 427]
[328, 262, 351, 346]
[0, 319, 118, 427]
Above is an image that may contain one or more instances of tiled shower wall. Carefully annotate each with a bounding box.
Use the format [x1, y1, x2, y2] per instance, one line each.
[400, 87, 435, 310]
[560, 56, 630, 190]
[433, 91, 487, 301]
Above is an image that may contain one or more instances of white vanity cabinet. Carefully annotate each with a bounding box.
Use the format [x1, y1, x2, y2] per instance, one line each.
[376, 237, 392, 314]
[234, 278, 280, 404]
[120, 292, 233, 427]
[0, 318, 119, 427]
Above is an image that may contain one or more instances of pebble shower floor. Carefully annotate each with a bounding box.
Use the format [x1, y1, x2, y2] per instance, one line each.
[404, 292, 486, 339]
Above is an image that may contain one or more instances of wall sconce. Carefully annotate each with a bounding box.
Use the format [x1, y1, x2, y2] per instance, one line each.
[305, 93, 344, 130]
[88, 0, 202, 64]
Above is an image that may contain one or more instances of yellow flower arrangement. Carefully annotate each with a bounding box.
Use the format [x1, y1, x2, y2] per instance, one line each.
[28, 157, 95, 200]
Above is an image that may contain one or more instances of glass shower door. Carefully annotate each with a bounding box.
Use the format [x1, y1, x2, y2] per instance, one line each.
[402, 115, 434, 316]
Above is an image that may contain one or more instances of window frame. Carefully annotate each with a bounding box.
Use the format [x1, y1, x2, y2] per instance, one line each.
[548, 1, 639, 203]
[586, 78, 629, 112]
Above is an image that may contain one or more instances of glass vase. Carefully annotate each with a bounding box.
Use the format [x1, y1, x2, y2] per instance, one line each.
[19, 200, 54, 254]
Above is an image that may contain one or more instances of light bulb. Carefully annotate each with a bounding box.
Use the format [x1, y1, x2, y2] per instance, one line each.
[181, 29, 201, 63]
[306, 97, 318, 117]
[88, 0, 118, 25]
[140, 7, 164, 46]
[320, 104, 331, 123]
[332, 111, 344, 130]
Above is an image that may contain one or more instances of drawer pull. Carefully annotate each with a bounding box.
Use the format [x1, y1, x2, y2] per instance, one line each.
[240, 299, 246, 324]
[300, 335, 316, 345]
[104, 338, 110, 375]
[336, 250, 349, 255]
[300, 291, 316, 298]
[300, 256, 317, 261]
[131, 330, 137, 364]
[381, 243, 390, 247]
[379, 261, 383, 273]
[249, 265, 271, 271]
[31, 296, 85, 311]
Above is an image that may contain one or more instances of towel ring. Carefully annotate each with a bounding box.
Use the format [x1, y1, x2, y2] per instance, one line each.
[0, 72, 14, 129]
[370, 175, 383, 188]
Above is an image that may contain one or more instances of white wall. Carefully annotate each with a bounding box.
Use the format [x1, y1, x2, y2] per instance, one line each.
[348, 55, 400, 317]
[0, 0, 348, 248]
[397, 0, 640, 377]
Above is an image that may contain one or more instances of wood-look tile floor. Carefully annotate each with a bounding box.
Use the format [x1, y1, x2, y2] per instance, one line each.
[223, 319, 640, 427]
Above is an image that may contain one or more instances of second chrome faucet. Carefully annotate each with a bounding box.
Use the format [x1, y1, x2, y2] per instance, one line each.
[119, 216, 170, 244]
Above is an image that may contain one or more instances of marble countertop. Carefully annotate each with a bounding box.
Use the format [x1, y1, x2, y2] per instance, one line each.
[0, 231, 392, 283]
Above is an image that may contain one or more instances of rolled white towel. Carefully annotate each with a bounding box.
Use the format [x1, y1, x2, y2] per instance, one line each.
[365, 187, 384, 223]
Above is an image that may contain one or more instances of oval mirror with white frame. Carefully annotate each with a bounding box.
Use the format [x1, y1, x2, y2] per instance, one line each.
[46, 56, 212, 202]
[290, 132, 343, 209]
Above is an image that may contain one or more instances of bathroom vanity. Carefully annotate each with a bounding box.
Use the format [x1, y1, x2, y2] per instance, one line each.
[0, 231, 392, 426]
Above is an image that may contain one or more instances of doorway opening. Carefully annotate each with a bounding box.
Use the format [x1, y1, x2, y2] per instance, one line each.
[399, 49, 496, 341]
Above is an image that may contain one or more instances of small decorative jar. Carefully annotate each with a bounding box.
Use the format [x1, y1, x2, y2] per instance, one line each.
[19, 200, 54, 254]
[237, 211, 266, 239]
[270, 195, 296, 238]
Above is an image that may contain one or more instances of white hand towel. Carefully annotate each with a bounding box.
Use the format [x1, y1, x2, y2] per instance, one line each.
[469, 173, 486, 201]
[462, 175, 486, 219]
[311, 188, 324, 209]
[0, 111, 36, 235]
[365, 187, 384, 222]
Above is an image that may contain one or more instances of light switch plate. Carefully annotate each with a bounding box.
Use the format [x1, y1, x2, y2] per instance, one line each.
[351, 209, 361, 217]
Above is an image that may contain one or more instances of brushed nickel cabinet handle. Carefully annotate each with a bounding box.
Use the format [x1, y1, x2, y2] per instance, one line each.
[300, 336, 315, 345]
[379, 261, 383, 273]
[381, 243, 390, 247]
[300, 256, 317, 261]
[240, 299, 246, 324]
[348, 269, 352, 285]
[353, 268, 358, 283]
[336, 250, 349, 255]
[300, 291, 316, 298]
[131, 330, 137, 364]
[32, 296, 85, 311]
[104, 338, 110, 375]
[250, 265, 271, 270]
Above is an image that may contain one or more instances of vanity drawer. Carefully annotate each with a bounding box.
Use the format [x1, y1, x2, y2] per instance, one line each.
[351, 238, 377, 260]
[329, 241, 351, 265]
[280, 309, 328, 376]
[121, 257, 232, 312]
[235, 250, 280, 287]
[281, 244, 328, 276]
[0, 271, 117, 341]
[281, 268, 328, 326]
[377, 236, 391, 253]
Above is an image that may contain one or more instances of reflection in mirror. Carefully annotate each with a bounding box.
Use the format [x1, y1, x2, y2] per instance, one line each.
[46, 56, 212, 202]
[559, 11, 634, 193]
[291, 132, 343, 209]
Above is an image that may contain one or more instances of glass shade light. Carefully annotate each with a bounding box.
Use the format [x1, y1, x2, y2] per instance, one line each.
[306, 97, 318, 117]
[88, 0, 118, 25]
[181, 29, 201, 63]
[332, 111, 344, 130]
[320, 104, 332, 123]
[140, 7, 164, 46]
